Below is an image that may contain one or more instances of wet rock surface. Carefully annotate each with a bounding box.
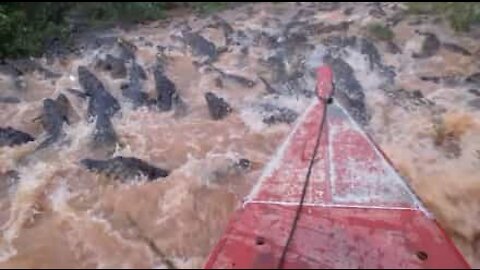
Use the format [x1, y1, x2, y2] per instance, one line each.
[0, 127, 35, 147]
[81, 156, 169, 181]
[413, 32, 440, 58]
[442, 43, 472, 56]
[96, 54, 128, 79]
[181, 32, 217, 61]
[36, 94, 71, 150]
[0, 2, 480, 269]
[121, 63, 149, 108]
[154, 67, 178, 111]
[205, 92, 232, 120]
[78, 66, 121, 118]
[324, 55, 370, 125]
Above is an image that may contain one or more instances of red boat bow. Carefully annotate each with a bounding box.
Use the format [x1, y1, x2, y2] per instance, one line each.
[204, 66, 470, 269]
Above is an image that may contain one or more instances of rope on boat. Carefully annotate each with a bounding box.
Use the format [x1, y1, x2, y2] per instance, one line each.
[277, 87, 334, 269]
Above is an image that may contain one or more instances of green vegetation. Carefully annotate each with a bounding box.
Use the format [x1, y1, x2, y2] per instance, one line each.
[0, 2, 229, 59]
[407, 2, 480, 32]
[190, 2, 229, 15]
[367, 23, 394, 41]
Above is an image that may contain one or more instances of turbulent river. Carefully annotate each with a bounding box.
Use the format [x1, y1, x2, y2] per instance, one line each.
[0, 2, 479, 268]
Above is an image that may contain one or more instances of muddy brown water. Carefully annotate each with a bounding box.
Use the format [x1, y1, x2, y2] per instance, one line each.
[0, 2, 480, 268]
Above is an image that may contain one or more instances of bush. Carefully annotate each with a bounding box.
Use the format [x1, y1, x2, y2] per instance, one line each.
[407, 2, 480, 32]
[0, 3, 71, 58]
[0, 2, 229, 59]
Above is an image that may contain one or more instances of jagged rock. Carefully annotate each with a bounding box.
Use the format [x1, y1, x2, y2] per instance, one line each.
[413, 32, 440, 58]
[387, 41, 402, 54]
[96, 54, 127, 79]
[36, 94, 70, 150]
[442, 43, 472, 56]
[466, 73, 480, 85]
[260, 103, 298, 125]
[153, 67, 177, 111]
[0, 127, 34, 147]
[205, 92, 232, 120]
[78, 66, 121, 118]
[81, 156, 169, 181]
[324, 55, 370, 125]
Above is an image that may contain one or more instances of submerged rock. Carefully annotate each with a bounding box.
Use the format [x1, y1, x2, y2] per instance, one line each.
[260, 103, 298, 125]
[442, 43, 472, 56]
[153, 67, 178, 111]
[36, 94, 71, 150]
[0, 127, 34, 147]
[181, 32, 217, 61]
[0, 96, 21, 103]
[466, 73, 480, 85]
[324, 55, 370, 125]
[205, 92, 232, 120]
[96, 54, 127, 79]
[81, 156, 169, 181]
[78, 66, 121, 118]
[121, 62, 149, 108]
[413, 32, 440, 58]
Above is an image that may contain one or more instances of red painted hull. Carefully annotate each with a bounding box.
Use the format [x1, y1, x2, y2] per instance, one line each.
[204, 67, 470, 269]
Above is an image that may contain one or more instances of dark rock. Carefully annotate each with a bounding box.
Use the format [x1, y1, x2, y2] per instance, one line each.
[387, 11, 406, 27]
[153, 67, 177, 111]
[224, 73, 256, 88]
[254, 31, 280, 48]
[81, 156, 169, 181]
[240, 46, 249, 55]
[92, 113, 117, 148]
[117, 39, 137, 61]
[173, 95, 189, 118]
[323, 56, 370, 125]
[419, 75, 464, 86]
[344, 7, 354, 15]
[77, 66, 121, 118]
[205, 92, 232, 120]
[0, 170, 20, 195]
[0, 96, 21, 103]
[386, 41, 402, 54]
[67, 88, 89, 99]
[260, 103, 298, 125]
[466, 73, 480, 85]
[305, 22, 350, 36]
[214, 77, 224, 88]
[413, 32, 440, 58]
[442, 43, 472, 56]
[468, 98, 480, 109]
[121, 63, 149, 107]
[234, 158, 251, 171]
[4, 59, 61, 79]
[36, 94, 70, 150]
[181, 32, 217, 60]
[360, 38, 382, 70]
[317, 2, 339, 11]
[323, 35, 358, 48]
[132, 62, 147, 80]
[259, 76, 277, 94]
[96, 54, 127, 79]
[369, 3, 386, 18]
[434, 133, 462, 159]
[0, 127, 35, 147]
[385, 88, 435, 110]
[468, 89, 480, 96]
[211, 66, 256, 88]
[265, 54, 288, 83]
[212, 15, 234, 46]
[420, 76, 441, 83]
